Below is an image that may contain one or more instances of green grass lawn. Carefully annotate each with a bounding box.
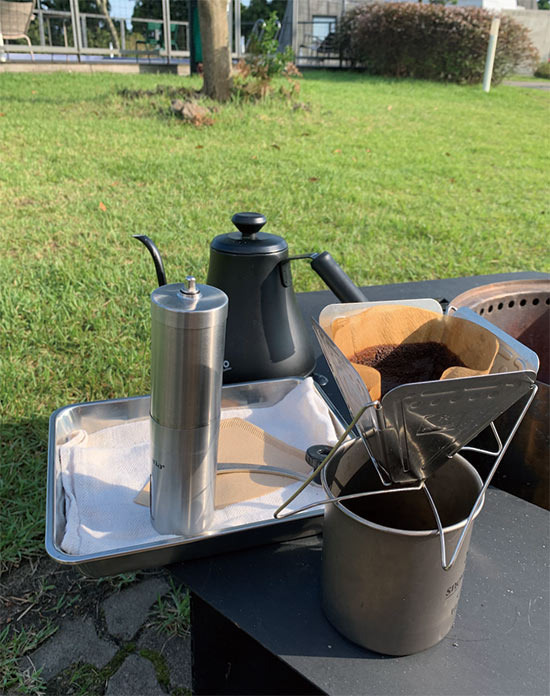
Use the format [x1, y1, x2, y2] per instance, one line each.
[0, 70, 549, 569]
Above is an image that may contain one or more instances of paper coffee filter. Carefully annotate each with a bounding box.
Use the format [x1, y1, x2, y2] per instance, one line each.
[135, 418, 314, 508]
[330, 305, 499, 401]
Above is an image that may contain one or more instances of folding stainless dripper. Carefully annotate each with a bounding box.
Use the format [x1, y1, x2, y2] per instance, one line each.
[312, 306, 539, 485]
[149, 277, 228, 536]
[276, 305, 539, 570]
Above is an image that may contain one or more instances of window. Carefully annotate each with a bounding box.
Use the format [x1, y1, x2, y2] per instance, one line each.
[312, 15, 336, 42]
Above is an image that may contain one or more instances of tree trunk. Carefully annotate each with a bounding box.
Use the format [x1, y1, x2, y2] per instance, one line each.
[198, 0, 232, 102]
[97, 0, 120, 52]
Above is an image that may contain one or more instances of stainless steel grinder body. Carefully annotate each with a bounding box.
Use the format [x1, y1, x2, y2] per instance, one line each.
[149, 279, 228, 536]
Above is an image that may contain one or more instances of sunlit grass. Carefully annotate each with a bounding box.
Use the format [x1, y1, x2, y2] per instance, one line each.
[0, 70, 548, 566]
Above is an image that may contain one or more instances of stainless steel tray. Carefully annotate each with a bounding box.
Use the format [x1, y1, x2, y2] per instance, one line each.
[46, 378, 343, 578]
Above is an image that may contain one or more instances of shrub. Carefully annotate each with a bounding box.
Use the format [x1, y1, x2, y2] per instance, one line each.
[245, 11, 295, 78]
[534, 61, 550, 78]
[338, 3, 539, 84]
[232, 12, 301, 101]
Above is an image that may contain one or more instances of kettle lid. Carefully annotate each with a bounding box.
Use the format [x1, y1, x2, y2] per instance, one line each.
[210, 212, 287, 255]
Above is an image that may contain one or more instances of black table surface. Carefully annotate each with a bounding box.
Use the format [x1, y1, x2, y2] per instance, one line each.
[174, 490, 549, 696]
[172, 272, 550, 696]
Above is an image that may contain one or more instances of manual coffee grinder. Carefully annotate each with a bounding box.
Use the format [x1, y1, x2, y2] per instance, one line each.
[148, 275, 228, 536]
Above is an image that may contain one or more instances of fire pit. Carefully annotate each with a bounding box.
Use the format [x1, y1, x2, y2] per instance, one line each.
[450, 279, 549, 509]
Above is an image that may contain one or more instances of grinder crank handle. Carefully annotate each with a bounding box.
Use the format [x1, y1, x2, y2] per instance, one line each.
[310, 251, 367, 303]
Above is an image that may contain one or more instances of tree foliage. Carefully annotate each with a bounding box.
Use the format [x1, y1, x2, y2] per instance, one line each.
[241, 0, 288, 39]
[233, 12, 299, 102]
[132, 0, 189, 22]
[130, 0, 189, 49]
[245, 11, 293, 77]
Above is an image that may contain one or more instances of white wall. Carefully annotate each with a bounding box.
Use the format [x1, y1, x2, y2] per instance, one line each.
[503, 8, 550, 62]
[287, 0, 550, 67]
[457, 0, 518, 9]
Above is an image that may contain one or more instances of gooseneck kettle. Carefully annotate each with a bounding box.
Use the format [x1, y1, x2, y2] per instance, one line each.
[134, 211, 365, 384]
[206, 212, 365, 383]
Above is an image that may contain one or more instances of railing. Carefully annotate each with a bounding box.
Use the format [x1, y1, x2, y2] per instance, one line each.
[0, 0, 192, 62]
[0, 2, 345, 67]
[295, 20, 343, 67]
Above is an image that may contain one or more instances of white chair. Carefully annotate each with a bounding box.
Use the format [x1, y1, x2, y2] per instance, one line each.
[0, 0, 36, 61]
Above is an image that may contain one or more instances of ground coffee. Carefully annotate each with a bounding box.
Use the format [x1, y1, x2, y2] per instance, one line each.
[353, 342, 466, 396]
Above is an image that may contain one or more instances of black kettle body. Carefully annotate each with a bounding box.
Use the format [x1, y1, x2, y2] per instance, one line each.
[134, 212, 366, 386]
[207, 213, 316, 384]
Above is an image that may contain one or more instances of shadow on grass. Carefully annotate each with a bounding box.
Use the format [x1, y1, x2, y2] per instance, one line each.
[300, 68, 476, 92]
[0, 72, 198, 107]
[0, 416, 50, 570]
[300, 68, 420, 85]
[301, 68, 388, 82]
[0, 88, 116, 107]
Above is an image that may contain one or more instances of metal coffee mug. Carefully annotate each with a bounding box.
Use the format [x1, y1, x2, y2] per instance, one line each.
[320, 438, 484, 656]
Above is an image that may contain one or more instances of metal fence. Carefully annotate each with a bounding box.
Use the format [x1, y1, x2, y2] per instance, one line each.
[0, 0, 349, 67]
[295, 18, 342, 66]
[280, 0, 357, 68]
[0, 0, 243, 64]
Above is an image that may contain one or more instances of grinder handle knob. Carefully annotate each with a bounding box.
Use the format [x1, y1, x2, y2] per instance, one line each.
[231, 212, 267, 238]
[305, 444, 332, 484]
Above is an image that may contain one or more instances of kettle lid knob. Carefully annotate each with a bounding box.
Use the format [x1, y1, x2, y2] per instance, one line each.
[231, 212, 267, 239]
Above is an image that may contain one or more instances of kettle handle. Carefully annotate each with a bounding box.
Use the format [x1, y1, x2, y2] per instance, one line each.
[310, 252, 367, 303]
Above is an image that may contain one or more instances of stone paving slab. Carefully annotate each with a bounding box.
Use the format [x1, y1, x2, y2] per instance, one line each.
[138, 626, 192, 692]
[12, 573, 192, 693]
[102, 577, 170, 641]
[105, 654, 166, 695]
[20, 617, 118, 682]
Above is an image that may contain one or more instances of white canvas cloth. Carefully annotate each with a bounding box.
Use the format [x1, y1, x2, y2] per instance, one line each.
[59, 378, 342, 556]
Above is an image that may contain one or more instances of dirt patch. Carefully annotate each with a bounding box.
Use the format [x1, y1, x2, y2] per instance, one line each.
[1, 555, 174, 694]
[1, 555, 166, 644]
[117, 85, 200, 101]
[14, 197, 38, 207]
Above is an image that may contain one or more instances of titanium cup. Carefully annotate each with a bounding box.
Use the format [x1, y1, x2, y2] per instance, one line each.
[321, 438, 484, 656]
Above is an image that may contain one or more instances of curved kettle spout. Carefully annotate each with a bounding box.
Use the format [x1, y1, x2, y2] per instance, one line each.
[133, 235, 167, 287]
